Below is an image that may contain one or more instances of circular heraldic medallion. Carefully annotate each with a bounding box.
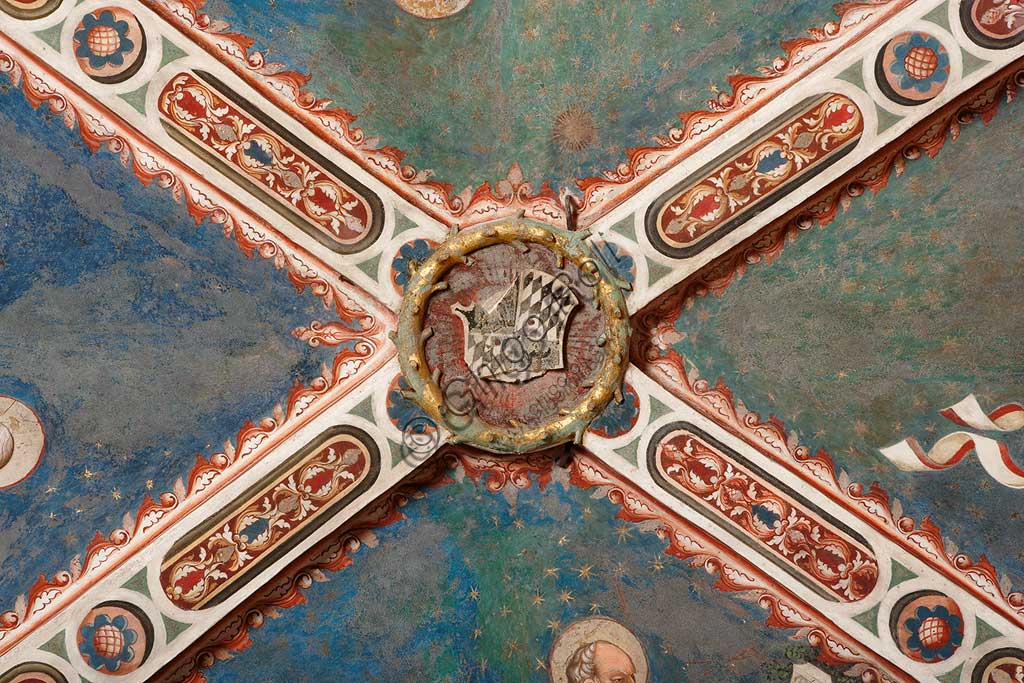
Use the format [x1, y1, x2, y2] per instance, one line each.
[396, 220, 631, 454]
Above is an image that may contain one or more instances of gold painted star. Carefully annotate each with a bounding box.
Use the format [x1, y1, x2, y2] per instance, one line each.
[532, 594, 545, 606]
[558, 590, 574, 604]
[577, 564, 594, 580]
[547, 619, 561, 631]
[615, 525, 633, 543]
[469, 588, 480, 601]
[941, 338, 962, 354]
[544, 567, 558, 578]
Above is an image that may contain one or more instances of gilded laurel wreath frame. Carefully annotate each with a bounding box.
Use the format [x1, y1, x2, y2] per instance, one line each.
[396, 220, 632, 454]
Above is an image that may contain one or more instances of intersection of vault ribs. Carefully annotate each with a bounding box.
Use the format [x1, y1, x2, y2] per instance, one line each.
[627, 53, 1024, 662]
[0, 0, 1019, 679]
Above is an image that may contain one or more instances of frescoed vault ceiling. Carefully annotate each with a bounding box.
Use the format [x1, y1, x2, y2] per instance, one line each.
[0, 84, 336, 604]
[641, 104, 1024, 582]
[0, 0, 1022, 682]
[199, 0, 847, 191]
[195, 464, 819, 682]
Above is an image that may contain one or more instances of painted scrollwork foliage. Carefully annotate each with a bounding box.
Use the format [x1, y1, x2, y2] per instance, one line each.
[0, 38, 394, 654]
[161, 427, 379, 610]
[961, 0, 1024, 48]
[647, 95, 863, 258]
[159, 72, 384, 253]
[0, 0, 1021, 676]
[649, 423, 879, 603]
[141, 0, 909, 229]
[632, 62, 1024, 633]
[568, 452, 903, 683]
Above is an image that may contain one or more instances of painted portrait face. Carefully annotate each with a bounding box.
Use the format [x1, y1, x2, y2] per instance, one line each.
[551, 617, 649, 683]
[591, 641, 637, 683]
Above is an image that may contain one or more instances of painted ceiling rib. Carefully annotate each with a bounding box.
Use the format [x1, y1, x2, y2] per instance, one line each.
[0, 0, 1020, 680]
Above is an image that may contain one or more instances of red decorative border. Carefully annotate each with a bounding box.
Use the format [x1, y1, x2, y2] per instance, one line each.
[652, 424, 880, 602]
[0, 33, 396, 655]
[576, 0, 909, 225]
[0, 0, 1017, 669]
[570, 450, 912, 683]
[160, 431, 374, 610]
[648, 94, 863, 255]
[142, 0, 909, 229]
[158, 71, 381, 249]
[632, 62, 1024, 631]
[154, 447, 913, 683]
[152, 447, 551, 683]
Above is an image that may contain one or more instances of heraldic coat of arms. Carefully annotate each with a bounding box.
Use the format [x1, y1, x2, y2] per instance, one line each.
[454, 270, 579, 383]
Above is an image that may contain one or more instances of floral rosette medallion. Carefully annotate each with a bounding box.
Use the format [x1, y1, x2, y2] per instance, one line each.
[876, 31, 951, 105]
[77, 602, 153, 675]
[396, 220, 631, 454]
[72, 7, 147, 84]
[890, 591, 965, 663]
